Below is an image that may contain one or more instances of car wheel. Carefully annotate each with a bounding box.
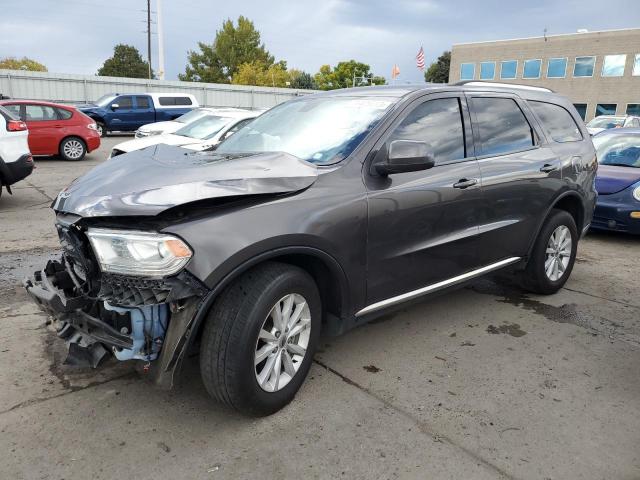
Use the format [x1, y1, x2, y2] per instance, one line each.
[59, 137, 86, 161]
[520, 209, 578, 294]
[96, 122, 106, 137]
[200, 262, 321, 416]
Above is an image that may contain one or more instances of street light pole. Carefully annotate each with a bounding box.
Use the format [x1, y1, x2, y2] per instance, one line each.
[146, 0, 152, 79]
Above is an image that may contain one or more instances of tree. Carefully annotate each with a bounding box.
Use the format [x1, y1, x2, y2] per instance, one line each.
[232, 61, 288, 87]
[97, 44, 152, 78]
[180, 16, 274, 83]
[314, 60, 385, 90]
[289, 71, 316, 90]
[0, 57, 47, 72]
[424, 51, 450, 83]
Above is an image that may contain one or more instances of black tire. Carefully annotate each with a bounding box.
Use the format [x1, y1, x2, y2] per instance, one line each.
[59, 137, 87, 161]
[520, 209, 578, 294]
[96, 122, 107, 137]
[200, 262, 321, 416]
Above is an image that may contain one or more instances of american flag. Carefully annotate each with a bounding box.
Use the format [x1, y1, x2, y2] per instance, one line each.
[416, 46, 425, 71]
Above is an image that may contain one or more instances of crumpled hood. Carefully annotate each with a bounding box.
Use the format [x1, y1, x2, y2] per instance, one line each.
[595, 165, 640, 195]
[53, 144, 318, 217]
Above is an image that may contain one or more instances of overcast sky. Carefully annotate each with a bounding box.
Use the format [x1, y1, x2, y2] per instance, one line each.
[2, 0, 639, 83]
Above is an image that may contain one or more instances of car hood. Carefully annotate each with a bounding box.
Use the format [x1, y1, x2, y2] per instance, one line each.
[587, 127, 605, 136]
[595, 165, 640, 194]
[114, 134, 203, 153]
[52, 145, 318, 217]
[138, 120, 181, 134]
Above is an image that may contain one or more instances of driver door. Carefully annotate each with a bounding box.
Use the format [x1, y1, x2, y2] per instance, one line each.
[364, 94, 484, 308]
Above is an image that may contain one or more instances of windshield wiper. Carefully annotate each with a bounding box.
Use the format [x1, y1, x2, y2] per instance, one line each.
[602, 162, 638, 168]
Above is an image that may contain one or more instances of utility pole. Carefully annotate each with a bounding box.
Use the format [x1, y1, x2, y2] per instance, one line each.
[146, 0, 152, 79]
[157, 0, 165, 80]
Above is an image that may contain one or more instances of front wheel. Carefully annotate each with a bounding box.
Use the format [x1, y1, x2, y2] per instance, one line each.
[59, 137, 86, 161]
[96, 122, 106, 137]
[520, 209, 578, 294]
[200, 262, 321, 416]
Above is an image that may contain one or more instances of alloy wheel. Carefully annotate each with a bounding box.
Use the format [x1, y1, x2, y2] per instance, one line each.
[544, 225, 572, 281]
[254, 293, 311, 393]
[63, 140, 84, 160]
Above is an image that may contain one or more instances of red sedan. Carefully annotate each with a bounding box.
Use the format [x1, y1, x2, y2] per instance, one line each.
[0, 100, 100, 161]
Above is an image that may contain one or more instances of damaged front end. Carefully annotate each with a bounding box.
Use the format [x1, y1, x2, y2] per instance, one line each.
[24, 215, 208, 387]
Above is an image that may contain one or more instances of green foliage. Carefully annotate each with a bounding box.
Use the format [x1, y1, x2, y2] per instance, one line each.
[424, 51, 450, 83]
[0, 56, 47, 72]
[180, 16, 274, 83]
[97, 44, 152, 78]
[314, 60, 385, 90]
[232, 62, 316, 89]
[289, 71, 316, 90]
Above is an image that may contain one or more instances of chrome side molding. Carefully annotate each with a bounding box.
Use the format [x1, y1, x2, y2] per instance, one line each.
[356, 257, 522, 317]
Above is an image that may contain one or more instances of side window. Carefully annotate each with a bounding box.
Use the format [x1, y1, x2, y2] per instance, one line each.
[4, 104, 22, 119]
[158, 97, 175, 106]
[159, 96, 193, 106]
[174, 96, 192, 106]
[135, 96, 151, 109]
[56, 108, 73, 120]
[528, 101, 582, 143]
[389, 97, 466, 165]
[25, 105, 58, 121]
[470, 97, 534, 156]
[116, 96, 133, 109]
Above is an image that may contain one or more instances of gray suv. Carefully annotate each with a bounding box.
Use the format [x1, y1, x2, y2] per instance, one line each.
[25, 82, 597, 416]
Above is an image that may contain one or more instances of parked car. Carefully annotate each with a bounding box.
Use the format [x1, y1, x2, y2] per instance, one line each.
[591, 128, 640, 234]
[0, 105, 33, 197]
[77, 93, 199, 137]
[24, 83, 596, 416]
[110, 109, 259, 158]
[586, 115, 640, 136]
[135, 107, 258, 138]
[0, 100, 100, 161]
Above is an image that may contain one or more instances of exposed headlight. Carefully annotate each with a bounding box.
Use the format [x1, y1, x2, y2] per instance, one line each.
[634, 185, 640, 202]
[87, 123, 99, 131]
[87, 228, 192, 277]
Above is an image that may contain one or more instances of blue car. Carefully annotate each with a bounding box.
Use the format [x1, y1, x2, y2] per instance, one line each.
[591, 129, 640, 234]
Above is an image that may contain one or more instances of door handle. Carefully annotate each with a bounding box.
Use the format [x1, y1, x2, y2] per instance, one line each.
[540, 163, 558, 173]
[453, 178, 478, 189]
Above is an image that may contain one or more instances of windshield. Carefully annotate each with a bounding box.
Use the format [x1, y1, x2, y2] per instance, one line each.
[174, 114, 233, 140]
[593, 134, 640, 168]
[587, 117, 624, 129]
[94, 94, 117, 107]
[216, 96, 395, 164]
[175, 108, 210, 124]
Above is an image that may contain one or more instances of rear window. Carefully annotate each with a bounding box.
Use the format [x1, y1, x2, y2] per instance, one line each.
[470, 97, 535, 156]
[0, 105, 19, 122]
[529, 101, 582, 143]
[56, 108, 73, 120]
[158, 96, 193, 106]
[3, 104, 22, 119]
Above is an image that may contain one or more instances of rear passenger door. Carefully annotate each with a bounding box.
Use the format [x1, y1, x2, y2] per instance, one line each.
[365, 93, 484, 307]
[467, 94, 562, 264]
[134, 96, 155, 128]
[23, 104, 61, 155]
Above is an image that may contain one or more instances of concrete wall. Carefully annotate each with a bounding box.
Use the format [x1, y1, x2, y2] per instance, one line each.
[0, 70, 316, 109]
[450, 29, 640, 121]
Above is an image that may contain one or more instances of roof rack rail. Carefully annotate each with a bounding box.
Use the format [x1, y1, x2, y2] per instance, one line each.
[454, 81, 554, 93]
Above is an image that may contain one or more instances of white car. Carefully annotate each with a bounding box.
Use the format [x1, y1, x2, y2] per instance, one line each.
[134, 107, 257, 138]
[586, 115, 640, 136]
[0, 106, 33, 198]
[111, 110, 260, 158]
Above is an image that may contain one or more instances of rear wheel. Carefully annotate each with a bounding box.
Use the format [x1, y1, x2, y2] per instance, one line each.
[200, 262, 321, 416]
[59, 137, 86, 161]
[520, 209, 578, 294]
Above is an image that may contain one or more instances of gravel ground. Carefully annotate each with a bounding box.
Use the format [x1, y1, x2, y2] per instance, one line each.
[0, 136, 638, 479]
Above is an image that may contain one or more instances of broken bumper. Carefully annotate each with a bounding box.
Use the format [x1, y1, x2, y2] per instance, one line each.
[24, 258, 208, 388]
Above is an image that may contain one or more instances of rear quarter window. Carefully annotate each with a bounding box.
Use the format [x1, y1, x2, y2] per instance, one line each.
[529, 101, 582, 143]
[158, 96, 193, 106]
[470, 97, 535, 156]
[56, 108, 73, 120]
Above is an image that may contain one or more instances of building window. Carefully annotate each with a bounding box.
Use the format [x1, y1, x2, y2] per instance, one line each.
[595, 104, 617, 116]
[573, 104, 588, 121]
[460, 63, 475, 80]
[480, 62, 495, 80]
[547, 58, 567, 78]
[523, 59, 542, 79]
[500, 60, 517, 79]
[632, 54, 640, 76]
[602, 54, 626, 77]
[574, 56, 596, 77]
[627, 104, 640, 116]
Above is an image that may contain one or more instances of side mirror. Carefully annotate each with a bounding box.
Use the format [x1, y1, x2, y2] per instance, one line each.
[110, 103, 119, 110]
[375, 140, 435, 176]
